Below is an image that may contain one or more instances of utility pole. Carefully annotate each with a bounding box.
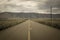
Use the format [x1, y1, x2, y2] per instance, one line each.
[50, 6, 53, 26]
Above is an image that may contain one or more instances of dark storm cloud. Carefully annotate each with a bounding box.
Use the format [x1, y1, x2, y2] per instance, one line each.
[44, 0, 60, 14]
[37, 0, 60, 14]
[45, 0, 60, 8]
[37, 0, 60, 9]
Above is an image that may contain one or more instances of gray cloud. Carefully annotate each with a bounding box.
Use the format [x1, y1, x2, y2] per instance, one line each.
[0, 0, 60, 14]
[37, 0, 60, 14]
[45, 0, 60, 8]
[46, 0, 60, 14]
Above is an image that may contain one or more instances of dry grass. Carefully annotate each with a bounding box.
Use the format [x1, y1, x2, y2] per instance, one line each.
[31, 18, 60, 29]
[0, 18, 27, 30]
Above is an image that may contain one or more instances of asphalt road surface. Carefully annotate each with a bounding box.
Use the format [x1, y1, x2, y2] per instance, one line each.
[0, 20, 60, 40]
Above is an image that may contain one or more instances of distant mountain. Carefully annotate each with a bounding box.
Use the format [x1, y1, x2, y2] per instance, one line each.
[0, 12, 60, 18]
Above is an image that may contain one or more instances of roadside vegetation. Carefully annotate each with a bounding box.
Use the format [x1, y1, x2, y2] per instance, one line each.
[31, 18, 60, 29]
[0, 18, 27, 30]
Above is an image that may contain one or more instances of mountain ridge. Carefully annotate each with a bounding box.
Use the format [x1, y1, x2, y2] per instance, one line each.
[0, 12, 60, 18]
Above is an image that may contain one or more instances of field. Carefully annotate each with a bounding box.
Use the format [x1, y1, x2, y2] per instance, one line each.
[31, 18, 60, 29]
[0, 18, 27, 30]
[0, 18, 60, 30]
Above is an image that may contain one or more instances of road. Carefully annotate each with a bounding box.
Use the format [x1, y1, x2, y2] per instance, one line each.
[0, 20, 60, 40]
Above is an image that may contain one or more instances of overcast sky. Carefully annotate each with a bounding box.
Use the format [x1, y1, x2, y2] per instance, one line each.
[0, 0, 60, 14]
